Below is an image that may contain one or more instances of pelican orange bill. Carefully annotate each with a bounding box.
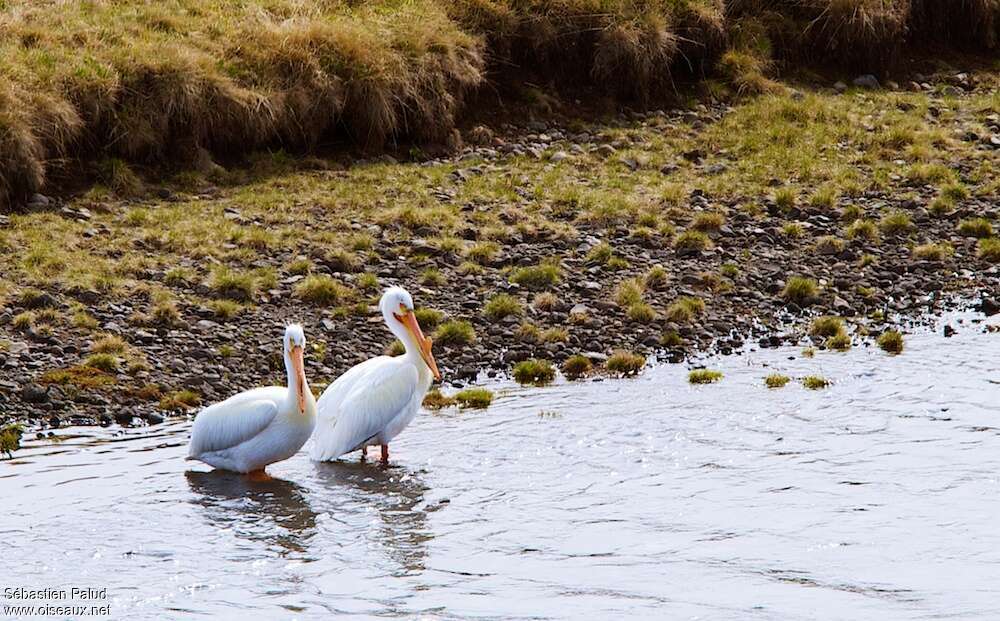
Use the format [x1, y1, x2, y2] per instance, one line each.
[395, 308, 441, 381]
[290, 345, 307, 413]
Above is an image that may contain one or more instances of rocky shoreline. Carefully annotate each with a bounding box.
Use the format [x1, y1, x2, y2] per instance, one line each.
[2, 73, 999, 430]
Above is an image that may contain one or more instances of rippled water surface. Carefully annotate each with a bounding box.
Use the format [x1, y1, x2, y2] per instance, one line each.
[2, 320, 999, 620]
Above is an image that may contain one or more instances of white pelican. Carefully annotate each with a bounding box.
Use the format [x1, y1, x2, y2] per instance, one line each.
[187, 324, 316, 475]
[310, 286, 441, 464]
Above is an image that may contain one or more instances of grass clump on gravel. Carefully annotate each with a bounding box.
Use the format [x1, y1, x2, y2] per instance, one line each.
[208, 299, 242, 320]
[414, 308, 445, 330]
[532, 292, 559, 311]
[605, 350, 645, 376]
[561, 355, 593, 380]
[209, 266, 257, 302]
[512, 359, 556, 386]
[689, 369, 723, 384]
[294, 275, 350, 306]
[912, 242, 953, 262]
[434, 320, 476, 346]
[160, 389, 201, 411]
[90, 334, 128, 355]
[627, 302, 656, 323]
[674, 230, 712, 253]
[510, 263, 560, 290]
[958, 218, 994, 238]
[615, 278, 645, 308]
[665, 296, 705, 323]
[879, 211, 914, 236]
[781, 277, 818, 306]
[809, 316, 845, 338]
[691, 212, 725, 232]
[83, 353, 119, 373]
[978, 238, 1000, 263]
[645, 265, 668, 289]
[484, 293, 523, 320]
[825, 332, 852, 352]
[845, 219, 878, 241]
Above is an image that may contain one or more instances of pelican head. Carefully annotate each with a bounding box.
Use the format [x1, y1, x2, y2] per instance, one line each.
[380, 287, 441, 381]
[283, 324, 308, 414]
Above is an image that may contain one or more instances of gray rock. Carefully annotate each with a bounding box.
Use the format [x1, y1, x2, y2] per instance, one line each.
[20, 384, 49, 404]
[853, 74, 880, 89]
[595, 144, 616, 157]
[28, 193, 50, 207]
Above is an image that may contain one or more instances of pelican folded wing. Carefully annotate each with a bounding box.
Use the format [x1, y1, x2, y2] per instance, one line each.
[188, 397, 279, 458]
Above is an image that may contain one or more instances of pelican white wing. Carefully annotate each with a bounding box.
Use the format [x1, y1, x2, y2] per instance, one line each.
[187, 387, 282, 458]
[310, 358, 419, 461]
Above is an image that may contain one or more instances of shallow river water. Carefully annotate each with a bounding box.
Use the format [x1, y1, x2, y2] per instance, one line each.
[2, 317, 999, 620]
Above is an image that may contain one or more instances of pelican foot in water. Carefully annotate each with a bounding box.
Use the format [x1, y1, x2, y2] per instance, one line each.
[246, 470, 272, 481]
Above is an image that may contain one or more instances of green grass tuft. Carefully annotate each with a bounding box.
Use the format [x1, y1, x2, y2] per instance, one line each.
[691, 212, 725, 232]
[160, 389, 202, 411]
[84, 353, 119, 373]
[0, 424, 24, 457]
[294, 275, 350, 306]
[510, 263, 561, 290]
[423, 389, 456, 410]
[674, 230, 712, 253]
[209, 266, 257, 302]
[606, 350, 645, 376]
[454, 387, 493, 409]
[765, 374, 790, 389]
[810, 316, 845, 338]
[912, 242, 953, 262]
[958, 218, 994, 239]
[978, 238, 1000, 263]
[562, 354, 593, 380]
[781, 276, 818, 306]
[689, 369, 723, 384]
[414, 307, 445, 329]
[513, 359, 556, 386]
[434, 320, 476, 346]
[825, 332, 852, 352]
[627, 302, 656, 323]
[665, 296, 705, 323]
[879, 211, 914, 236]
[484, 293, 523, 320]
[802, 376, 830, 390]
[877, 330, 904, 354]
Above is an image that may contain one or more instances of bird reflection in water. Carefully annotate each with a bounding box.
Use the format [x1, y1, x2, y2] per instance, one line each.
[313, 461, 432, 576]
[185, 470, 318, 556]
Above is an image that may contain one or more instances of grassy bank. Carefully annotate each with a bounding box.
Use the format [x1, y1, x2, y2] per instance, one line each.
[1, 0, 998, 206]
[0, 68, 997, 424]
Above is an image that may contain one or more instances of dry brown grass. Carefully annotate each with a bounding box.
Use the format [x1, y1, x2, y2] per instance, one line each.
[449, 0, 724, 100]
[0, 0, 997, 206]
[0, 0, 482, 205]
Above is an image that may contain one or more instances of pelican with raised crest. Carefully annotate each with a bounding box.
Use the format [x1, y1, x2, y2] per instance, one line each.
[310, 286, 441, 465]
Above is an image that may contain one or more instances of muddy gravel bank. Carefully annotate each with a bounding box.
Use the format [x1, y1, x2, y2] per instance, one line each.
[2, 76, 999, 429]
